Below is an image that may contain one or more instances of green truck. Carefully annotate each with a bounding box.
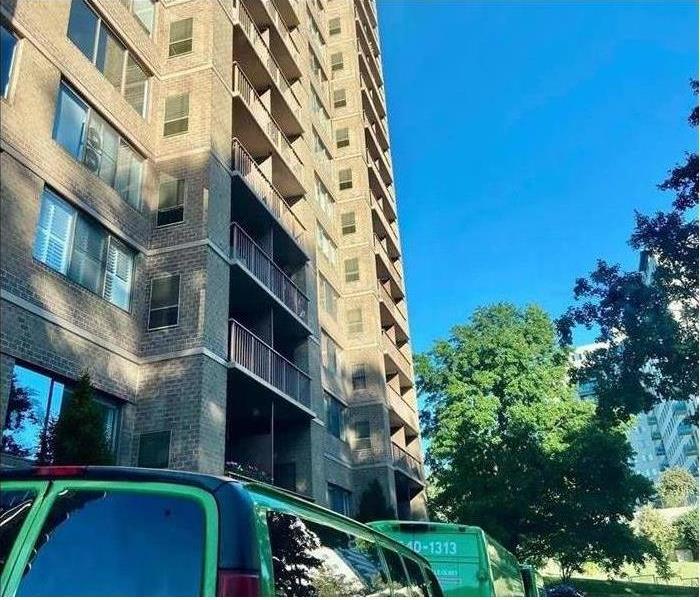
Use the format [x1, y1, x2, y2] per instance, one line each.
[369, 521, 532, 597]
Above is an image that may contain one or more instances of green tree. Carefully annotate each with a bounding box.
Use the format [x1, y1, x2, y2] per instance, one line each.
[416, 304, 657, 580]
[636, 505, 674, 579]
[557, 81, 698, 424]
[657, 467, 698, 508]
[674, 508, 699, 560]
[49, 372, 113, 466]
[355, 478, 395, 523]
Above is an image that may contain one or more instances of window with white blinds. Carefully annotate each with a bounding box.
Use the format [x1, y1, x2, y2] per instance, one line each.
[33, 188, 135, 310]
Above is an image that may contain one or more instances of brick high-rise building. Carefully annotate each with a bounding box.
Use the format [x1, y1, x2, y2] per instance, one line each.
[0, 0, 427, 518]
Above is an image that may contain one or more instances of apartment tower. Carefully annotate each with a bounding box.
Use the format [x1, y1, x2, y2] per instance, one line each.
[0, 0, 427, 518]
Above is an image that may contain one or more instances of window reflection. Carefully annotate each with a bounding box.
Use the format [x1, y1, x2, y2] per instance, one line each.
[1, 364, 119, 463]
[266, 511, 389, 597]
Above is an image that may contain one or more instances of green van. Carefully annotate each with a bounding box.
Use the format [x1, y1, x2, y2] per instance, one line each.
[0, 466, 443, 597]
[519, 565, 541, 597]
[368, 521, 526, 597]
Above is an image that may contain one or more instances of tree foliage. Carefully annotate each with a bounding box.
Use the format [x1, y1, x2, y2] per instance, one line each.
[355, 478, 395, 523]
[657, 467, 698, 508]
[416, 304, 657, 580]
[673, 508, 699, 559]
[636, 506, 674, 579]
[46, 372, 113, 466]
[557, 81, 699, 423]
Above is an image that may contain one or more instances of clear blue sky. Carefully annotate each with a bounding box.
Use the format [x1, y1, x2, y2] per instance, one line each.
[377, 0, 698, 353]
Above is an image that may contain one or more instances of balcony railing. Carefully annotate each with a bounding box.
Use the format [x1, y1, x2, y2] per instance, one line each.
[392, 442, 423, 482]
[233, 0, 301, 121]
[233, 63, 304, 178]
[230, 319, 311, 407]
[382, 331, 412, 378]
[678, 422, 694, 436]
[232, 138, 305, 247]
[261, 0, 301, 67]
[231, 223, 308, 321]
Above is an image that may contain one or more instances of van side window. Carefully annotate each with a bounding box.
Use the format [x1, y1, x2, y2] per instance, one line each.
[425, 567, 444, 596]
[266, 511, 389, 596]
[0, 489, 37, 577]
[404, 557, 429, 596]
[15, 489, 206, 596]
[382, 548, 412, 596]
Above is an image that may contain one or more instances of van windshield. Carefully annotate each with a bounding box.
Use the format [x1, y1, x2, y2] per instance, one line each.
[15, 489, 206, 596]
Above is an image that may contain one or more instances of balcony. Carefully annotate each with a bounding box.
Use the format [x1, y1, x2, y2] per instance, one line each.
[358, 49, 385, 119]
[678, 422, 694, 436]
[387, 384, 419, 435]
[366, 150, 395, 210]
[683, 442, 698, 457]
[229, 319, 311, 409]
[273, 0, 300, 26]
[233, 63, 305, 197]
[382, 330, 412, 382]
[232, 0, 303, 135]
[392, 442, 423, 484]
[355, 14, 383, 90]
[364, 117, 392, 188]
[378, 282, 409, 341]
[354, 0, 379, 56]
[370, 193, 398, 248]
[231, 223, 308, 323]
[655, 446, 666, 456]
[651, 430, 661, 441]
[374, 234, 404, 297]
[232, 138, 306, 250]
[246, 0, 303, 80]
[673, 402, 688, 416]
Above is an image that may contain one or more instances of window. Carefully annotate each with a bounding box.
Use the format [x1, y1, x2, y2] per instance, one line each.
[67, 0, 149, 115]
[382, 548, 411, 596]
[355, 420, 371, 449]
[169, 17, 193, 57]
[148, 274, 180, 329]
[335, 127, 350, 149]
[316, 223, 337, 265]
[137, 430, 170, 467]
[273, 463, 297, 492]
[33, 188, 135, 310]
[321, 331, 340, 375]
[325, 392, 346, 441]
[319, 275, 338, 319]
[157, 178, 186, 226]
[1, 363, 120, 462]
[327, 483, 352, 516]
[120, 0, 155, 34]
[341, 211, 356, 235]
[351, 363, 367, 390]
[266, 512, 388, 596]
[333, 88, 346, 108]
[53, 83, 144, 209]
[344, 258, 360, 283]
[328, 17, 341, 36]
[1, 24, 18, 98]
[15, 489, 205, 596]
[338, 168, 352, 190]
[1, 489, 36, 573]
[308, 50, 325, 84]
[347, 308, 363, 336]
[164, 93, 190, 136]
[404, 558, 430, 596]
[314, 176, 334, 221]
[330, 52, 343, 75]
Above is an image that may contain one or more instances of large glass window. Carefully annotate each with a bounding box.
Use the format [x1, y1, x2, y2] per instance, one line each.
[67, 0, 149, 115]
[120, 0, 155, 34]
[0, 488, 36, 577]
[319, 275, 338, 319]
[321, 331, 340, 375]
[266, 511, 389, 597]
[382, 548, 412, 596]
[15, 489, 205, 595]
[1, 364, 120, 462]
[1, 24, 18, 98]
[325, 392, 346, 441]
[169, 18, 193, 57]
[327, 483, 351, 516]
[316, 223, 337, 265]
[33, 188, 135, 309]
[148, 274, 180, 329]
[404, 557, 429, 596]
[53, 83, 144, 209]
[157, 178, 186, 226]
[314, 176, 334, 221]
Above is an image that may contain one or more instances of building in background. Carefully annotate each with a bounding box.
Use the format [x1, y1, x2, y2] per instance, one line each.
[0, 0, 426, 518]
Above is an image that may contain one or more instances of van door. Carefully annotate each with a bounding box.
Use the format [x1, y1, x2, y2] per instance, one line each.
[1, 480, 218, 596]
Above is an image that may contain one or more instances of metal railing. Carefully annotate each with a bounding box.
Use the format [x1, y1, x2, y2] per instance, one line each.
[231, 223, 308, 321]
[232, 0, 301, 120]
[232, 138, 305, 247]
[229, 319, 311, 407]
[261, 0, 301, 66]
[392, 442, 423, 482]
[233, 63, 303, 177]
